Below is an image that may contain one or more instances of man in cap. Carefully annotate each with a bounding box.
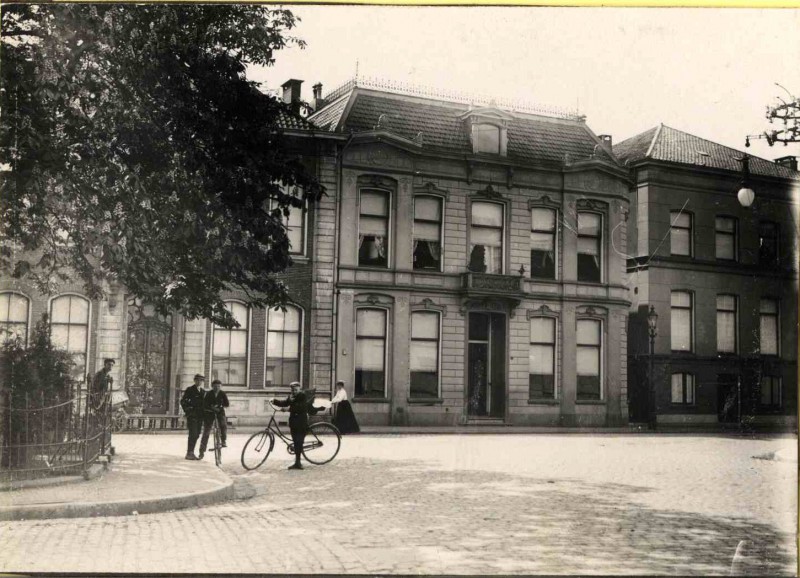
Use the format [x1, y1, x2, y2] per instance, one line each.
[180, 374, 206, 460]
[272, 381, 323, 470]
[198, 379, 229, 459]
[91, 358, 115, 408]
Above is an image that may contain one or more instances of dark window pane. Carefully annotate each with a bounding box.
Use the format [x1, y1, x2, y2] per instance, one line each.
[577, 253, 601, 283]
[359, 235, 388, 267]
[410, 372, 439, 398]
[577, 375, 601, 400]
[529, 374, 555, 399]
[413, 240, 441, 270]
[530, 249, 555, 279]
[469, 313, 489, 341]
[355, 370, 385, 397]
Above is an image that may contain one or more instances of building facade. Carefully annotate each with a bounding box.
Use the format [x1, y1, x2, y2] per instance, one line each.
[0, 97, 343, 426]
[309, 81, 632, 426]
[616, 125, 799, 429]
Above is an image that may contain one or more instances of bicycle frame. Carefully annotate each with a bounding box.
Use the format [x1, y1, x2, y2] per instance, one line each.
[264, 402, 324, 455]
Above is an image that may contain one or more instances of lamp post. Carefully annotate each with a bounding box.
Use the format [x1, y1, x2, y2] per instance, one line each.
[735, 154, 756, 430]
[646, 305, 658, 430]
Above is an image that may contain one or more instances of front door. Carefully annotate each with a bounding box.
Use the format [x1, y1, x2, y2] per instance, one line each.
[717, 373, 739, 424]
[125, 299, 172, 414]
[467, 312, 506, 418]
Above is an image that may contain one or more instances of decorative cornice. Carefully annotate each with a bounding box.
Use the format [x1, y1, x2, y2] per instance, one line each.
[471, 184, 507, 202]
[357, 174, 397, 190]
[413, 182, 450, 200]
[576, 304, 608, 318]
[526, 304, 559, 319]
[575, 198, 609, 212]
[528, 195, 561, 210]
[354, 293, 394, 307]
[411, 297, 448, 315]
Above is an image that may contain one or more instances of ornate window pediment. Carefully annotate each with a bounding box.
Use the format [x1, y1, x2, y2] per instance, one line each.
[411, 298, 448, 316]
[354, 293, 394, 307]
[413, 182, 450, 200]
[461, 108, 512, 156]
[575, 198, 609, 212]
[527, 304, 560, 319]
[528, 195, 561, 210]
[357, 174, 397, 190]
[471, 184, 508, 202]
[576, 304, 608, 318]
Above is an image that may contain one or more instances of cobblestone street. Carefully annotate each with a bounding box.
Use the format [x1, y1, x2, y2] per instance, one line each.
[0, 433, 796, 575]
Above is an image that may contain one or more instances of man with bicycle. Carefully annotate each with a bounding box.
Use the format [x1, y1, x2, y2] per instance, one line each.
[272, 381, 316, 470]
[198, 379, 229, 460]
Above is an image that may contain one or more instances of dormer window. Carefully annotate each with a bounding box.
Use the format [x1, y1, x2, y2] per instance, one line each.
[461, 107, 511, 156]
[473, 124, 501, 154]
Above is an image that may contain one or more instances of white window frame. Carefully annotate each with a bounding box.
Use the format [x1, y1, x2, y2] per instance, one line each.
[210, 300, 252, 388]
[412, 194, 445, 273]
[670, 373, 695, 405]
[409, 310, 442, 399]
[358, 188, 392, 269]
[576, 318, 603, 401]
[670, 210, 693, 257]
[354, 307, 389, 398]
[0, 291, 31, 346]
[529, 316, 558, 400]
[265, 304, 304, 389]
[670, 291, 694, 353]
[714, 216, 737, 261]
[530, 207, 559, 281]
[271, 185, 307, 257]
[469, 200, 506, 275]
[48, 293, 91, 384]
[759, 298, 780, 356]
[716, 294, 737, 354]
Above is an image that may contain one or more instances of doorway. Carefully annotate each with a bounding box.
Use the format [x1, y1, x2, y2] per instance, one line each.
[125, 299, 172, 414]
[717, 373, 739, 424]
[467, 312, 506, 418]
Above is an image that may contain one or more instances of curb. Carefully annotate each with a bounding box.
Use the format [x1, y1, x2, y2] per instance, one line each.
[0, 468, 234, 522]
[0, 463, 106, 493]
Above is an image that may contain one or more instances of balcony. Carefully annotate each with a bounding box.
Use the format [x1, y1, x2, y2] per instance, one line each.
[461, 271, 525, 296]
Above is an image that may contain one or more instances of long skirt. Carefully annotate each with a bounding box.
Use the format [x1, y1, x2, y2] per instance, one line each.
[333, 400, 360, 434]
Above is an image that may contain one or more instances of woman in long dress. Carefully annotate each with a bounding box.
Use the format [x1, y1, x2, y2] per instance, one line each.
[331, 381, 360, 434]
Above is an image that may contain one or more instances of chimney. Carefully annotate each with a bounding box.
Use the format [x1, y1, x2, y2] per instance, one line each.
[312, 82, 325, 111]
[775, 155, 798, 171]
[281, 79, 303, 114]
[598, 134, 613, 150]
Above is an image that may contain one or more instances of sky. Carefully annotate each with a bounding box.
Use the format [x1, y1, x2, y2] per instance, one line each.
[248, 6, 800, 162]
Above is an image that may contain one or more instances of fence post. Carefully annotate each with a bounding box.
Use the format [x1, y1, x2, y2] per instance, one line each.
[82, 390, 90, 476]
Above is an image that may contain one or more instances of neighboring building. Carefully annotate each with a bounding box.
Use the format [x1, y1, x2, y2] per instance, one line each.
[309, 79, 632, 426]
[616, 124, 799, 429]
[0, 87, 344, 426]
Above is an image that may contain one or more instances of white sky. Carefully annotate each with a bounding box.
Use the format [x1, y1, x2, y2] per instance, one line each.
[249, 7, 800, 161]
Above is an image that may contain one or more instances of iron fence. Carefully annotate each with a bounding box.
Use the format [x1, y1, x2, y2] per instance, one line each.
[1, 389, 113, 481]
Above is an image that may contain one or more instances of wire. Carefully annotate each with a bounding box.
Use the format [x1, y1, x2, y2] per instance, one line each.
[640, 198, 690, 269]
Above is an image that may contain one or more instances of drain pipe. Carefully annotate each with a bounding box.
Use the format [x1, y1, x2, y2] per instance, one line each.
[330, 133, 355, 396]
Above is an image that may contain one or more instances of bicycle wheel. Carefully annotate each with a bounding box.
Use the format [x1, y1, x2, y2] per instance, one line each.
[241, 430, 274, 470]
[302, 422, 341, 465]
[213, 424, 222, 467]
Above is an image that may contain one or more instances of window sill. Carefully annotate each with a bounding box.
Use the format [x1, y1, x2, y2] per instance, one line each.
[352, 397, 391, 404]
[357, 264, 391, 270]
[407, 397, 444, 405]
[529, 277, 558, 283]
[575, 399, 606, 405]
[528, 398, 559, 405]
[575, 279, 605, 286]
[670, 350, 695, 356]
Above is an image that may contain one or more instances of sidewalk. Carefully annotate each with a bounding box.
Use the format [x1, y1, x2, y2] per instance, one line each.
[0, 452, 233, 521]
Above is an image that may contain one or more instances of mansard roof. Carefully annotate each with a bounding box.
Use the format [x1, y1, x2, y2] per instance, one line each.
[614, 124, 798, 180]
[309, 85, 617, 167]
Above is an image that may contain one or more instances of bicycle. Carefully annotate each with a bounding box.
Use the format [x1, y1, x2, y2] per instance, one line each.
[211, 414, 223, 467]
[241, 400, 340, 470]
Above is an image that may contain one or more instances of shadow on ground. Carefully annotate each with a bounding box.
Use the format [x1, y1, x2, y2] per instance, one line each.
[224, 457, 795, 576]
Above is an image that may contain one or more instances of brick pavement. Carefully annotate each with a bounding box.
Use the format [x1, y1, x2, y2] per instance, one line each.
[0, 433, 796, 575]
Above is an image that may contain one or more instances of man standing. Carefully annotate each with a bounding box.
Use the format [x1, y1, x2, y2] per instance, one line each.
[180, 374, 206, 460]
[91, 358, 115, 408]
[198, 379, 229, 459]
[273, 381, 322, 470]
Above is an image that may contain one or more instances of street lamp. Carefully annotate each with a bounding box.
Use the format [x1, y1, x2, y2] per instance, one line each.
[736, 154, 756, 208]
[647, 305, 658, 430]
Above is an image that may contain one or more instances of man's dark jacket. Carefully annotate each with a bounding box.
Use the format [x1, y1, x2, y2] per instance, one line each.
[203, 390, 229, 414]
[180, 385, 205, 418]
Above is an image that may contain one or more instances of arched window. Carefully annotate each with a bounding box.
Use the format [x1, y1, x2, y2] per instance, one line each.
[0, 292, 29, 345]
[266, 305, 302, 387]
[50, 295, 90, 382]
[212, 301, 249, 386]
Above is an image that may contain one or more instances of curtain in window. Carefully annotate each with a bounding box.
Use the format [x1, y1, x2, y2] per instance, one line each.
[529, 316, 555, 399]
[0, 293, 29, 344]
[670, 292, 692, 351]
[355, 309, 387, 397]
[50, 295, 90, 382]
[410, 312, 440, 398]
[716, 295, 736, 353]
[576, 319, 600, 400]
[759, 299, 778, 355]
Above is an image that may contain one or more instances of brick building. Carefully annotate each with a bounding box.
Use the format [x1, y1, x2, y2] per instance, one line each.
[308, 80, 632, 426]
[0, 91, 343, 426]
[616, 125, 799, 429]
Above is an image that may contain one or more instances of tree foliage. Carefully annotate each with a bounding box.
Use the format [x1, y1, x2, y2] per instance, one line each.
[0, 4, 323, 327]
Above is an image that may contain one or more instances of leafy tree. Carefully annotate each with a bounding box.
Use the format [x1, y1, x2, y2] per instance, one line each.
[0, 4, 323, 327]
